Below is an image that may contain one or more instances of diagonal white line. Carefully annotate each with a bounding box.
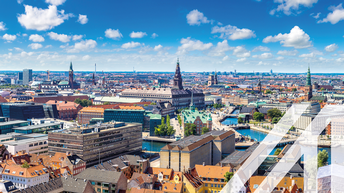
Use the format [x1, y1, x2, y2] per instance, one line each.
[221, 104, 309, 193]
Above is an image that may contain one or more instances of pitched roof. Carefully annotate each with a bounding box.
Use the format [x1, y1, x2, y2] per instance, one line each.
[195, 165, 231, 179]
[61, 177, 94, 193]
[75, 168, 122, 184]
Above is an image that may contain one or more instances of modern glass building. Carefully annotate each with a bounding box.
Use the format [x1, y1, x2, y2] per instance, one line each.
[0, 103, 58, 120]
[0, 120, 29, 134]
[23, 69, 32, 85]
[104, 109, 146, 125]
[14, 122, 61, 134]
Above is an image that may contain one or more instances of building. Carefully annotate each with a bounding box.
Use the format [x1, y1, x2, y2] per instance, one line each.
[207, 72, 218, 86]
[160, 130, 235, 172]
[317, 164, 344, 193]
[104, 108, 146, 126]
[305, 67, 313, 101]
[0, 120, 29, 134]
[77, 107, 104, 125]
[13, 122, 61, 134]
[48, 122, 142, 166]
[75, 168, 128, 193]
[0, 103, 58, 121]
[181, 97, 212, 135]
[144, 113, 162, 136]
[46, 100, 83, 121]
[67, 62, 80, 89]
[249, 175, 303, 192]
[2, 163, 49, 189]
[120, 60, 205, 109]
[3, 134, 48, 155]
[22, 69, 32, 85]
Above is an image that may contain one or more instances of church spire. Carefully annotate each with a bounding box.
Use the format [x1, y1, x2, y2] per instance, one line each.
[306, 65, 311, 86]
[172, 58, 183, 90]
[69, 62, 73, 71]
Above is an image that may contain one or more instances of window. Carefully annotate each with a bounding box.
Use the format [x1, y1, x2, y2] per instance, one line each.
[211, 184, 213, 187]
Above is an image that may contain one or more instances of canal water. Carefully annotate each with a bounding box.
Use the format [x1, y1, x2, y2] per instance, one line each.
[142, 141, 169, 152]
[221, 109, 239, 125]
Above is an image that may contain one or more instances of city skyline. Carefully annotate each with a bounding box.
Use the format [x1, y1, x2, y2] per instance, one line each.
[0, 0, 344, 72]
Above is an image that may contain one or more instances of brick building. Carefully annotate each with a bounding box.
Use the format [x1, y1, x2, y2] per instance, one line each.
[46, 100, 83, 121]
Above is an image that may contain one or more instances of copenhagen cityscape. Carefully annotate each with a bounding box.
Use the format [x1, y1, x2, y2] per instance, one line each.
[0, 0, 343, 193]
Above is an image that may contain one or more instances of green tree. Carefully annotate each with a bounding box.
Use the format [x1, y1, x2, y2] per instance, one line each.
[253, 112, 264, 122]
[22, 161, 30, 168]
[292, 88, 297, 92]
[167, 125, 175, 136]
[201, 127, 209, 135]
[144, 104, 148, 107]
[250, 91, 255, 95]
[150, 102, 156, 105]
[272, 117, 279, 124]
[238, 117, 244, 124]
[274, 148, 282, 155]
[318, 149, 329, 168]
[267, 108, 282, 120]
[177, 115, 182, 126]
[224, 172, 234, 182]
[103, 102, 110, 105]
[320, 87, 325, 91]
[74, 98, 81, 104]
[265, 89, 272, 94]
[184, 123, 196, 137]
[166, 115, 171, 126]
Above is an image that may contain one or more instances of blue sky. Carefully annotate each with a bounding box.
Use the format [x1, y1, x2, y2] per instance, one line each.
[1, 0, 344, 73]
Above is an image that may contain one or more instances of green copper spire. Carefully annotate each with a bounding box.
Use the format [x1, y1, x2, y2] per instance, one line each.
[69, 62, 73, 71]
[306, 66, 311, 86]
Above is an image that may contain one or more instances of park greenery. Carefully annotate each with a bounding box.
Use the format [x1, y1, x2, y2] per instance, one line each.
[21, 161, 30, 168]
[177, 115, 182, 125]
[154, 115, 175, 137]
[253, 112, 264, 122]
[74, 98, 93, 107]
[224, 172, 234, 182]
[274, 148, 282, 155]
[201, 127, 209, 135]
[184, 123, 197, 137]
[238, 117, 244, 124]
[318, 149, 329, 168]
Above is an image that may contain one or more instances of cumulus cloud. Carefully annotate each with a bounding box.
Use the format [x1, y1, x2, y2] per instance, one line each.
[67, 39, 97, 53]
[78, 14, 88, 24]
[277, 50, 299, 56]
[72, 35, 83, 41]
[28, 43, 43, 49]
[186, 9, 210, 25]
[130, 31, 147, 38]
[48, 32, 71, 42]
[82, 55, 90, 60]
[237, 58, 247, 62]
[276, 56, 285, 60]
[233, 46, 251, 58]
[209, 40, 233, 56]
[21, 51, 34, 57]
[263, 26, 312, 48]
[3, 34, 16, 42]
[319, 4, 344, 24]
[253, 52, 273, 59]
[270, 0, 318, 15]
[177, 37, 213, 55]
[151, 33, 158, 38]
[0, 22, 6, 31]
[29, 34, 45, 42]
[222, 55, 229, 61]
[325, 43, 338, 52]
[45, 0, 66, 6]
[121, 41, 142, 49]
[105, 28, 122, 40]
[17, 5, 72, 31]
[154, 45, 163, 51]
[211, 25, 256, 40]
[252, 46, 270, 52]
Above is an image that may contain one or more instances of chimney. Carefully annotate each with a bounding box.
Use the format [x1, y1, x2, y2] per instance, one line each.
[65, 101, 67, 104]
[203, 162, 205, 166]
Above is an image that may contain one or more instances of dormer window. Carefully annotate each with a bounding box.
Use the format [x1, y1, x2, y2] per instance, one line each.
[19, 172, 24, 176]
[12, 171, 16, 174]
[4, 169, 9, 173]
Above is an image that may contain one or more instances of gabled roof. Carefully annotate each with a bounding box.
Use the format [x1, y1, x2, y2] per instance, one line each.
[76, 168, 122, 184]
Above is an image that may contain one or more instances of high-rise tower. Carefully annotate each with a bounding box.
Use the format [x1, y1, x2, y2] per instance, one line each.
[69, 62, 74, 89]
[305, 66, 312, 101]
[172, 58, 183, 90]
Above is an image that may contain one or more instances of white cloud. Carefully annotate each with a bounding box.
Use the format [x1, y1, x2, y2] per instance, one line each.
[310, 12, 321, 19]
[253, 52, 273, 59]
[29, 34, 45, 42]
[258, 61, 269, 65]
[21, 51, 34, 57]
[151, 33, 158, 38]
[28, 43, 43, 50]
[72, 35, 83, 41]
[14, 47, 23, 51]
[105, 28, 122, 40]
[45, 45, 52, 48]
[237, 58, 247, 62]
[129, 31, 147, 38]
[211, 25, 256, 40]
[48, 32, 71, 42]
[263, 26, 312, 48]
[22, 33, 27, 37]
[67, 39, 97, 53]
[3, 34, 16, 42]
[82, 55, 90, 60]
[154, 45, 163, 51]
[121, 41, 142, 49]
[319, 4, 344, 24]
[271, 0, 318, 15]
[276, 56, 285, 60]
[177, 37, 213, 54]
[233, 46, 251, 58]
[186, 9, 210, 25]
[209, 40, 233, 56]
[78, 14, 88, 24]
[252, 46, 270, 52]
[325, 43, 338, 52]
[0, 22, 6, 31]
[222, 55, 229, 61]
[17, 0, 24, 4]
[277, 50, 299, 56]
[299, 52, 322, 58]
[17, 5, 72, 31]
[45, 0, 66, 6]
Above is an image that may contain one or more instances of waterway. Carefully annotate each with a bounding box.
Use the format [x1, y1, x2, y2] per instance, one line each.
[221, 109, 239, 125]
[142, 141, 169, 152]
